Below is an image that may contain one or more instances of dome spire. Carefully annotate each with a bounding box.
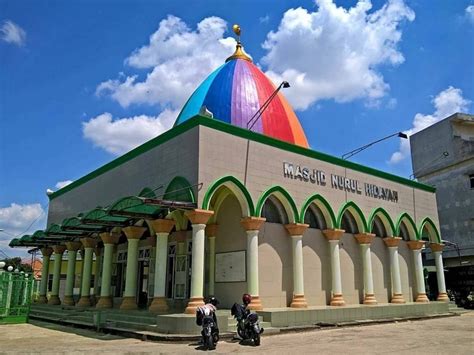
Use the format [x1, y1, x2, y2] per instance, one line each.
[226, 24, 252, 63]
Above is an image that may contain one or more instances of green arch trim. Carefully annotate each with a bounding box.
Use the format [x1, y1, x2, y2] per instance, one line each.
[138, 187, 157, 198]
[395, 212, 419, 240]
[107, 196, 161, 216]
[419, 217, 441, 243]
[255, 185, 299, 223]
[202, 175, 255, 216]
[336, 201, 368, 233]
[367, 207, 396, 236]
[164, 176, 196, 203]
[299, 194, 336, 228]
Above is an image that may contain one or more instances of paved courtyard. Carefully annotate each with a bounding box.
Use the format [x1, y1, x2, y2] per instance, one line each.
[0, 312, 473, 354]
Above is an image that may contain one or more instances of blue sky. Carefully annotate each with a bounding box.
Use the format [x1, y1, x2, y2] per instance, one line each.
[0, 0, 473, 257]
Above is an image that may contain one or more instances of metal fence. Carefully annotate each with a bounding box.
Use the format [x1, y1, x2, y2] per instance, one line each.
[0, 271, 35, 324]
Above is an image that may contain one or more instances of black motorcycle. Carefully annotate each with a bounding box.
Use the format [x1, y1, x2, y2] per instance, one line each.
[231, 303, 263, 346]
[197, 312, 219, 350]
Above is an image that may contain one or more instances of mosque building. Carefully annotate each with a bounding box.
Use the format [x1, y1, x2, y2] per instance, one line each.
[9, 26, 450, 327]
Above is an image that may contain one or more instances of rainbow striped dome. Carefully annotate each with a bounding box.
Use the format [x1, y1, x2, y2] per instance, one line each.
[174, 51, 308, 148]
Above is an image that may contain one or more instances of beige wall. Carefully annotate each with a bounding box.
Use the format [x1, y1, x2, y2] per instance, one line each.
[197, 126, 440, 235]
[371, 237, 391, 303]
[399, 241, 416, 302]
[213, 195, 247, 308]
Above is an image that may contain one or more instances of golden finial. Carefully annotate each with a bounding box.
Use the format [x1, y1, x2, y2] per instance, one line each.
[226, 24, 252, 63]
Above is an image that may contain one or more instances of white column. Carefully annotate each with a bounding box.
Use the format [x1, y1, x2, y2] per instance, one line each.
[384, 237, 405, 303]
[355, 234, 377, 305]
[148, 218, 174, 313]
[285, 223, 308, 308]
[120, 226, 146, 310]
[408, 241, 429, 302]
[64, 242, 81, 306]
[49, 245, 66, 305]
[323, 229, 346, 306]
[77, 237, 97, 307]
[208, 236, 216, 295]
[184, 209, 214, 314]
[431, 243, 449, 301]
[38, 247, 52, 304]
[205, 224, 218, 297]
[96, 232, 120, 309]
[241, 217, 266, 311]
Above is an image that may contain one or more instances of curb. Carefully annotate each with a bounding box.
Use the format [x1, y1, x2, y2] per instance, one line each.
[29, 312, 460, 342]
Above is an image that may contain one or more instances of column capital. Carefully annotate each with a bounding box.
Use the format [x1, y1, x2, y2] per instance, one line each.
[100, 232, 120, 245]
[383, 237, 402, 248]
[122, 226, 146, 240]
[81, 237, 97, 249]
[323, 229, 345, 241]
[407, 240, 425, 250]
[65, 241, 82, 252]
[355, 233, 375, 245]
[430, 243, 444, 252]
[185, 209, 214, 225]
[206, 223, 219, 238]
[41, 247, 53, 257]
[284, 223, 309, 236]
[240, 216, 266, 231]
[52, 245, 66, 254]
[148, 218, 175, 234]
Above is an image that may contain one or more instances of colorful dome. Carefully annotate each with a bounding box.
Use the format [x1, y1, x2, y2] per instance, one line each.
[174, 41, 309, 148]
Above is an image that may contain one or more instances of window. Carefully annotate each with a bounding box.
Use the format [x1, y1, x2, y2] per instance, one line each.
[371, 216, 387, 237]
[470, 174, 474, 189]
[262, 196, 289, 224]
[304, 205, 327, 230]
[341, 211, 358, 234]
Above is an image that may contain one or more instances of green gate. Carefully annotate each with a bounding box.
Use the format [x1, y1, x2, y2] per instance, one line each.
[0, 271, 35, 324]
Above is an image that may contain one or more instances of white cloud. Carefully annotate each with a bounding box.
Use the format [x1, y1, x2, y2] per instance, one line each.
[96, 15, 236, 109]
[0, 20, 26, 46]
[82, 109, 178, 155]
[261, 0, 415, 110]
[0, 203, 46, 248]
[259, 15, 270, 24]
[389, 86, 471, 164]
[466, 5, 474, 24]
[55, 180, 73, 189]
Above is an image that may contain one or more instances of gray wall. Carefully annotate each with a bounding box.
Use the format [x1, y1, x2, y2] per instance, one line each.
[411, 113, 474, 258]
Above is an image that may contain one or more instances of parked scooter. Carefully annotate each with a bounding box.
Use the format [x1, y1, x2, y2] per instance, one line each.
[231, 293, 263, 346]
[196, 297, 220, 350]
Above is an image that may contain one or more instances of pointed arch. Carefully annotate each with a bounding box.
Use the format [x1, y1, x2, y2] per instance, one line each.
[419, 217, 441, 243]
[300, 194, 336, 229]
[164, 176, 195, 203]
[395, 212, 419, 241]
[336, 201, 368, 233]
[368, 207, 395, 237]
[255, 185, 298, 223]
[202, 175, 254, 217]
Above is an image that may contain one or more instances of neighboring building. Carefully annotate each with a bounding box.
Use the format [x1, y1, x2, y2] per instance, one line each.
[8, 35, 450, 328]
[410, 113, 474, 297]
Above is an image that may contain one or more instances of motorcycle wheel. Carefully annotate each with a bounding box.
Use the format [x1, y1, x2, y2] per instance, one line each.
[237, 326, 246, 339]
[254, 333, 261, 346]
[206, 334, 215, 350]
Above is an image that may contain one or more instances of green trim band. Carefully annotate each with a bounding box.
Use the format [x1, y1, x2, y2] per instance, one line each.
[49, 115, 435, 200]
[367, 207, 396, 237]
[336, 200, 368, 233]
[202, 175, 255, 216]
[255, 185, 299, 223]
[419, 217, 441, 244]
[299, 194, 337, 228]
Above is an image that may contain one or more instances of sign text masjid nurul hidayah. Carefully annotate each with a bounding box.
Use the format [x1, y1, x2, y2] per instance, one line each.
[283, 162, 399, 203]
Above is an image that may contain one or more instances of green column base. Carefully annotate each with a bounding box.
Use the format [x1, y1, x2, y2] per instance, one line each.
[76, 296, 92, 307]
[48, 295, 61, 305]
[120, 296, 138, 310]
[63, 295, 75, 306]
[96, 296, 113, 309]
[37, 295, 48, 304]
